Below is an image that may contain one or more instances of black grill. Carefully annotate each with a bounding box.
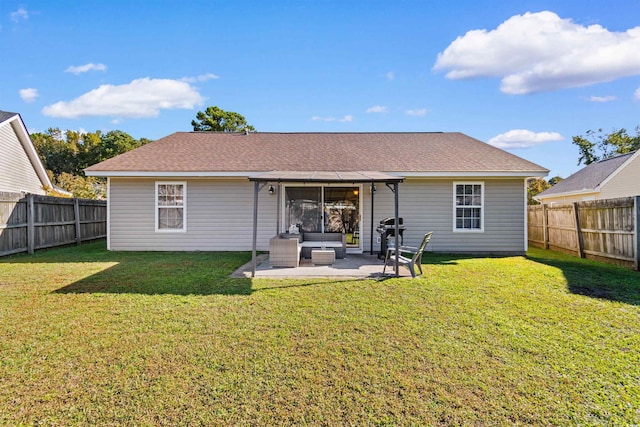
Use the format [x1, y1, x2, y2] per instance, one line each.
[376, 217, 405, 259]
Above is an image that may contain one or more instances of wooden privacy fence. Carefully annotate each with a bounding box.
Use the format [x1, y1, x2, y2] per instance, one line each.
[0, 192, 106, 257]
[528, 196, 640, 271]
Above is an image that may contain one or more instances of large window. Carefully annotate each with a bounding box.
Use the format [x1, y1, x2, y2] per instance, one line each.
[156, 182, 186, 232]
[454, 182, 483, 232]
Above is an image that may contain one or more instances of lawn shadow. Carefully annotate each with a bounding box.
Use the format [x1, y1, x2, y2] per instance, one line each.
[55, 265, 253, 296]
[527, 250, 640, 306]
[2, 241, 254, 296]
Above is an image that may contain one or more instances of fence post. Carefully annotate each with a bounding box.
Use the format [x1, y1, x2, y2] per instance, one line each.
[634, 196, 639, 271]
[542, 204, 549, 249]
[573, 202, 585, 258]
[27, 194, 35, 254]
[74, 198, 82, 245]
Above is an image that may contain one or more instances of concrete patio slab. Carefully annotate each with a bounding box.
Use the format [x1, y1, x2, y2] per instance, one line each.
[232, 254, 414, 279]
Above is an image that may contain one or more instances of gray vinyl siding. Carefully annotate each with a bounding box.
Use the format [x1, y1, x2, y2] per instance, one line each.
[109, 177, 526, 254]
[367, 178, 526, 254]
[0, 122, 46, 194]
[109, 178, 276, 251]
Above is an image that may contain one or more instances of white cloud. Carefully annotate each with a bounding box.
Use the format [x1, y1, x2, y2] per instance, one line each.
[635, 87, 640, 100]
[19, 88, 39, 103]
[588, 95, 616, 102]
[366, 105, 388, 113]
[181, 73, 220, 83]
[433, 11, 640, 94]
[10, 7, 28, 23]
[65, 63, 107, 75]
[311, 115, 353, 123]
[385, 71, 395, 81]
[42, 77, 204, 119]
[405, 108, 427, 117]
[488, 129, 563, 149]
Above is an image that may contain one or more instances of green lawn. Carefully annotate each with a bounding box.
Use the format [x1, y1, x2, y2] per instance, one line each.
[0, 242, 638, 425]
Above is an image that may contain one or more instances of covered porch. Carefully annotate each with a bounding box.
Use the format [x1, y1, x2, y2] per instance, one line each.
[249, 171, 405, 277]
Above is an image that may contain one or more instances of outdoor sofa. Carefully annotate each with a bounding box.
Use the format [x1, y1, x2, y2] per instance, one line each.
[269, 232, 346, 267]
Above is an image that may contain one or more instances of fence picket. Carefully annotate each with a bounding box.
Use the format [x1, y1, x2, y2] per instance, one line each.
[528, 197, 639, 270]
[0, 192, 106, 257]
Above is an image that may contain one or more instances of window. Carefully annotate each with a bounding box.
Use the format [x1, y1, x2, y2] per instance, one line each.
[156, 182, 186, 232]
[454, 182, 483, 232]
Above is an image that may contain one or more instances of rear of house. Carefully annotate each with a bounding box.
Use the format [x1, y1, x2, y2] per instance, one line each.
[86, 132, 548, 255]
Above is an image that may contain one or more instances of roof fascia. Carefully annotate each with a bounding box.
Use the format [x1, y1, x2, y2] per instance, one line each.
[85, 171, 254, 177]
[398, 171, 548, 178]
[6, 115, 54, 190]
[86, 170, 547, 178]
[594, 150, 640, 191]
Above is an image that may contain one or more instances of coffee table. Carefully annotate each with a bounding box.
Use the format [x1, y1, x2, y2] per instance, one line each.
[311, 248, 335, 265]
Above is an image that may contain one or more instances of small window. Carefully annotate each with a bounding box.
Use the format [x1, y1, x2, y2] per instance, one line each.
[156, 182, 186, 232]
[454, 182, 483, 232]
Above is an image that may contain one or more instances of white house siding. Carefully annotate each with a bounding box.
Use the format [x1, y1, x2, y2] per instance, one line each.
[368, 178, 526, 254]
[109, 177, 526, 254]
[599, 155, 640, 199]
[109, 178, 277, 251]
[0, 122, 45, 194]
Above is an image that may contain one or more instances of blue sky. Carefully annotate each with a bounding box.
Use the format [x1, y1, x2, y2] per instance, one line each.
[2, 0, 639, 179]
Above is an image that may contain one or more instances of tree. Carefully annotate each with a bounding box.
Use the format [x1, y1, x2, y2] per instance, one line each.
[572, 126, 640, 166]
[31, 128, 150, 199]
[31, 128, 79, 176]
[191, 106, 255, 132]
[527, 178, 551, 205]
[526, 176, 563, 205]
[55, 172, 106, 199]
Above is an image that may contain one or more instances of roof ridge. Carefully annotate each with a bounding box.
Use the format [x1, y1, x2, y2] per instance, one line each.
[596, 151, 636, 163]
[183, 131, 448, 135]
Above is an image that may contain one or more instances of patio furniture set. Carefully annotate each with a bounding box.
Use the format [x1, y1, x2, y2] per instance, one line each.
[269, 231, 433, 278]
[269, 232, 346, 268]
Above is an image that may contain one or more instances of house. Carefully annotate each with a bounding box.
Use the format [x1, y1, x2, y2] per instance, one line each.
[0, 111, 53, 195]
[536, 151, 640, 204]
[85, 132, 548, 255]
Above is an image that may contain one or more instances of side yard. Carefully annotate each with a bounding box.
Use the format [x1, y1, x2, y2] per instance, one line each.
[0, 242, 638, 425]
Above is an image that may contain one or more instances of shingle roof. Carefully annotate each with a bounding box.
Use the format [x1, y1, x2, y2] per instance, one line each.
[85, 132, 548, 175]
[538, 152, 636, 197]
[0, 110, 19, 123]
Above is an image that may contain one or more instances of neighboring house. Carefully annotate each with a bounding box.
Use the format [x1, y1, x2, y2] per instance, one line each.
[536, 151, 640, 204]
[85, 132, 548, 255]
[0, 111, 53, 195]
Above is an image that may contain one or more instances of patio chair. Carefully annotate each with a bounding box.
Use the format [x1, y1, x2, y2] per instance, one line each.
[269, 236, 301, 268]
[383, 232, 433, 278]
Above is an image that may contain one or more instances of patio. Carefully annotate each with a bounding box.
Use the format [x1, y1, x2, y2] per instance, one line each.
[233, 253, 414, 279]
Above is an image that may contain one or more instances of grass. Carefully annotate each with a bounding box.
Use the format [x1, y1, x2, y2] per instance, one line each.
[0, 241, 639, 425]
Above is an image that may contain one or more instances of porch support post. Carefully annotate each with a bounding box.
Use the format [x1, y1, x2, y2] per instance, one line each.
[394, 182, 399, 277]
[370, 182, 375, 255]
[276, 182, 281, 235]
[251, 181, 259, 278]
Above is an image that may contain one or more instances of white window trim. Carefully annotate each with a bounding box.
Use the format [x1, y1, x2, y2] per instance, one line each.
[155, 181, 187, 233]
[453, 181, 484, 233]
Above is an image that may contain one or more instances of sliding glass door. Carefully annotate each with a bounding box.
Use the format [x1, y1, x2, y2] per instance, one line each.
[284, 185, 361, 250]
[285, 187, 322, 232]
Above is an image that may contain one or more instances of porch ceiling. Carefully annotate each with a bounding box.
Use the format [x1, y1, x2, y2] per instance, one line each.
[249, 170, 404, 183]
